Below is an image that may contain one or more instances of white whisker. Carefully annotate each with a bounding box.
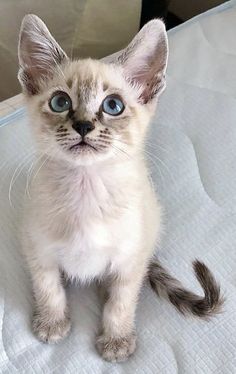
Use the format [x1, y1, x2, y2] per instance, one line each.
[143, 150, 165, 187]
[31, 153, 51, 184]
[8, 151, 36, 208]
[144, 148, 175, 186]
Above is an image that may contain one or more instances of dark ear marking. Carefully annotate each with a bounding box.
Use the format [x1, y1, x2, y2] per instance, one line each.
[18, 14, 68, 95]
[18, 70, 39, 96]
[108, 19, 168, 104]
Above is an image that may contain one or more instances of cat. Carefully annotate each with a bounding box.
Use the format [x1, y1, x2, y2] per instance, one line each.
[18, 14, 223, 362]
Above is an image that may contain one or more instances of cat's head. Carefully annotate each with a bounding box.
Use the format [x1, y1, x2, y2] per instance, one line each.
[18, 15, 168, 166]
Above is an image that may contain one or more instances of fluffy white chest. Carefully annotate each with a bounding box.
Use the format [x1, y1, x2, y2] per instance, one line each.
[58, 221, 113, 281]
[33, 161, 147, 282]
[52, 166, 126, 281]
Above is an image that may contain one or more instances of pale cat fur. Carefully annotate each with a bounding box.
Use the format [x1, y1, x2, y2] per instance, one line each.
[18, 15, 223, 362]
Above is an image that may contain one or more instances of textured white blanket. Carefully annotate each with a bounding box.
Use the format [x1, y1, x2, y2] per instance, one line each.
[0, 1, 236, 372]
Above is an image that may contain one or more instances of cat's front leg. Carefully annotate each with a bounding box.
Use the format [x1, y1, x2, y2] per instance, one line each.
[96, 267, 146, 362]
[23, 231, 71, 344]
[31, 263, 71, 343]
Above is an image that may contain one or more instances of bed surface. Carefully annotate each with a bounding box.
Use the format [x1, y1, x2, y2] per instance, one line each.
[1, 1, 236, 373]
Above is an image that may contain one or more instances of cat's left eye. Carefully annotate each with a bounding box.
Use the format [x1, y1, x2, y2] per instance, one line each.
[102, 95, 125, 116]
[49, 92, 72, 113]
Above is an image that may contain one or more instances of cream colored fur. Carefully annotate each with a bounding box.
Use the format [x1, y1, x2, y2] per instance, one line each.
[18, 14, 168, 362]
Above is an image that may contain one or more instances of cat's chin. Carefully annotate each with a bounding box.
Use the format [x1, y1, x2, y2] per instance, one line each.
[54, 149, 112, 167]
[72, 156, 106, 166]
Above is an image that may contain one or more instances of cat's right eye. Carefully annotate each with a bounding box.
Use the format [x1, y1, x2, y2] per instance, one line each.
[49, 92, 72, 113]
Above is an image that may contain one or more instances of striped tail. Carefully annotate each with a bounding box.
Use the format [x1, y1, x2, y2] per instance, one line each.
[148, 260, 224, 318]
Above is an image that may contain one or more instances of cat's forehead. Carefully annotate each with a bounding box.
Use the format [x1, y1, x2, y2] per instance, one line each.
[63, 59, 125, 93]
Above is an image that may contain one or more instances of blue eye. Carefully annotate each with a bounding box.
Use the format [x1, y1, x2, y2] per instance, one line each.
[49, 92, 72, 112]
[102, 95, 125, 116]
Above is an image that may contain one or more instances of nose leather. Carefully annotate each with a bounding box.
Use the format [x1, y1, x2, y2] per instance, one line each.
[72, 120, 95, 137]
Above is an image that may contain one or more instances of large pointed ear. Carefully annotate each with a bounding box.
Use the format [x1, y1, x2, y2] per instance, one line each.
[18, 14, 68, 95]
[117, 19, 168, 104]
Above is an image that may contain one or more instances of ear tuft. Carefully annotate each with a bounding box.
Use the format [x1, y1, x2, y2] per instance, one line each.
[117, 19, 168, 104]
[18, 14, 67, 95]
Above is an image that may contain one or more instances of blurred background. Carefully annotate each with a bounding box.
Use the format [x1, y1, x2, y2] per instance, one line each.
[0, 0, 227, 101]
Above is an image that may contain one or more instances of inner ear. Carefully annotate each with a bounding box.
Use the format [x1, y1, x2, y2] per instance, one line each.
[108, 19, 168, 104]
[18, 14, 68, 95]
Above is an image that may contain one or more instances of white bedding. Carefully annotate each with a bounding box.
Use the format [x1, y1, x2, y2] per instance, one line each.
[1, 1, 236, 373]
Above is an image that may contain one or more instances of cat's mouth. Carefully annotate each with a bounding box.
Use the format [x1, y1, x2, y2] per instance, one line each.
[69, 140, 97, 152]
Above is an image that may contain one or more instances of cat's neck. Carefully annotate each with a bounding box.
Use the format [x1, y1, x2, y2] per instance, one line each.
[41, 154, 142, 182]
[36, 155, 145, 200]
[35, 156, 144, 219]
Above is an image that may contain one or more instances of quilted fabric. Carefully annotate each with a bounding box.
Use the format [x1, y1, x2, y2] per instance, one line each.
[0, 1, 236, 372]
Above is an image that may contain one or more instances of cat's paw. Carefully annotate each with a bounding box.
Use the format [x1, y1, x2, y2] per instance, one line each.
[32, 313, 71, 344]
[96, 332, 137, 362]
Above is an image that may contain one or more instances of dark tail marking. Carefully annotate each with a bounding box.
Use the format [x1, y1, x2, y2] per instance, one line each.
[148, 260, 224, 318]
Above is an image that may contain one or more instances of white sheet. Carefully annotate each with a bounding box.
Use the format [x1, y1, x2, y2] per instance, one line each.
[0, 1, 236, 372]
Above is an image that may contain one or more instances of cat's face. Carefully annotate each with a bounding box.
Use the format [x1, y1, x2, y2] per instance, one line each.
[18, 15, 168, 166]
[24, 60, 149, 165]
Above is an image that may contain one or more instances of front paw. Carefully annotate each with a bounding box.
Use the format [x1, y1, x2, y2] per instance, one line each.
[96, 332, 137, 362]
[32, 312, 71, 344]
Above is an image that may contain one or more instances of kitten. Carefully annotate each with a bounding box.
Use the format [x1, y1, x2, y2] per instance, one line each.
[18, 15, 223, 362]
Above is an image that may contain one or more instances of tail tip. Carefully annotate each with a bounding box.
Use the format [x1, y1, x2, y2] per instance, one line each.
[193, 259, 225, 317]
